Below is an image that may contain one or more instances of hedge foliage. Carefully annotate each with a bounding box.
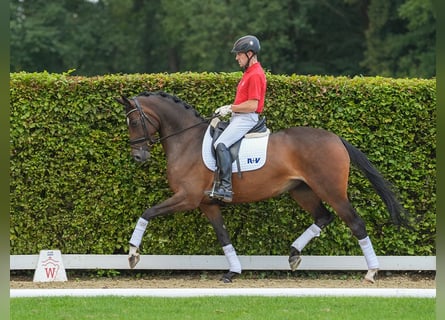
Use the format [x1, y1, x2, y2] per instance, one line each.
[10, 72, 436, 257]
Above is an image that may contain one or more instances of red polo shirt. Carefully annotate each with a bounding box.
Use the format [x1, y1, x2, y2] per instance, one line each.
[233, 62, 267, 113]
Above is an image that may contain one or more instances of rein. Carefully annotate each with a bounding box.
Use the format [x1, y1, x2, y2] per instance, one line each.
[128, 97, 214, 147]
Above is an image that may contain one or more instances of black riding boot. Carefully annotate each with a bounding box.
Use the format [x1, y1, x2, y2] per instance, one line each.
[207, 143, 233, 202]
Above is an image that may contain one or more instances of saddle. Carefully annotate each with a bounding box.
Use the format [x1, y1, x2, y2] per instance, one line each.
[209, 116, 268, 176]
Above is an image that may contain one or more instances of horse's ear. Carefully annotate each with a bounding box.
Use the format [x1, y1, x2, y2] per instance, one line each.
[114, 95, 131, 107]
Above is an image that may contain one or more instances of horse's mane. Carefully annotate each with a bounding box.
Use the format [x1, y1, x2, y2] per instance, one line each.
[137, 91, 204, 120]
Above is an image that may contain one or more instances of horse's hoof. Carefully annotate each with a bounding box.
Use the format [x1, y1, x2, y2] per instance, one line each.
[364, 268, 379, 283]
[128, 253, 140, 269]
[288, 255, 302, 271]
[288, 247, 301, 271]
[220, 271, 239, 283]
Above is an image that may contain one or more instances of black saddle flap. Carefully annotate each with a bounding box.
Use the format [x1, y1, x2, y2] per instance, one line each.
[248, 116, 267, 133]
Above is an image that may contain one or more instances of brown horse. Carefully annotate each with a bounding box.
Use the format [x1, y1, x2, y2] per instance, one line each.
[115, 91, 407, 283]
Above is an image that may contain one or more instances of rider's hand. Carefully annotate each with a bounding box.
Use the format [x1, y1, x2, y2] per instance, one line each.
[214, 105, 232, 117]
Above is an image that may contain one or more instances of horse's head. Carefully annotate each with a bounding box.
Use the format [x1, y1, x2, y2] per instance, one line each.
[115, 95, 159, 163]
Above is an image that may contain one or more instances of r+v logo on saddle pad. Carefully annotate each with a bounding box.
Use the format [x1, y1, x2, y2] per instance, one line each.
[247, 157, 261, 164]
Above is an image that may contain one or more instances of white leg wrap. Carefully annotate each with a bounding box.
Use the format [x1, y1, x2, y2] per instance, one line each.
[291, 224, 321, 252]
[359, 236, 379, 269]
[129, 245, 138, 256]
[223, 244, 242, 274]
[129, 217, 149, 248]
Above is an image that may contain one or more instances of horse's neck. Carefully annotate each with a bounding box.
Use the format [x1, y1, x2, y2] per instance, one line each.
[148, 97, 206, 155]
[158, 109, 203, 139]
[162, 126, 206, 168]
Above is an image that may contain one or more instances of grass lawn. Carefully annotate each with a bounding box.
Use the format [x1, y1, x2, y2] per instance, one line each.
[10, 296, 435, 320]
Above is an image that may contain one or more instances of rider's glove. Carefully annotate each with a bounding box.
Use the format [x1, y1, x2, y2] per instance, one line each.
[214, 105, 232, 117]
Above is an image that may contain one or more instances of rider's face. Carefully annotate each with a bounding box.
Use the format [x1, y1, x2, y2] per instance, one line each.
[235, 52, 251, 68]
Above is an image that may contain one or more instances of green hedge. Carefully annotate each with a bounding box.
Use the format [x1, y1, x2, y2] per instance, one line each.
[10, 72, 436, 257]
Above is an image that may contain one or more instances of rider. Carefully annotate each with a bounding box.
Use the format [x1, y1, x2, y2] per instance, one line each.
[205, 35, 267, 202]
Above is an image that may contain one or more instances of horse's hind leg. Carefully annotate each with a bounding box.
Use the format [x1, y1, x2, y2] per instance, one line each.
[332, 200, 379, 283]
[288, 184, 335, 271]
[290, 185, 379, 282]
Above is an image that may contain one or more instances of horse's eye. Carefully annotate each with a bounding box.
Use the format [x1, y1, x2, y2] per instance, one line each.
[127, 118, 138, 127]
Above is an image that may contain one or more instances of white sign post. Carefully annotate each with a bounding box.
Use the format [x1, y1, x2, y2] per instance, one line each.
[33, 250, 68, 282]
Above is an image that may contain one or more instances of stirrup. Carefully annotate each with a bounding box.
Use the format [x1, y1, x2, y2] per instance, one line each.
[210, 188, 233, 202]
[204, 180, 219, 198]
[204, 185, 233, 202]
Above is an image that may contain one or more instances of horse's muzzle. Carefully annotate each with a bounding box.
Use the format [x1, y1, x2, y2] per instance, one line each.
[132, 148, 151, 163]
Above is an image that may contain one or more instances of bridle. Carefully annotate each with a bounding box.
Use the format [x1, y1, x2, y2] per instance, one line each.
[125, 97, 212, 148]
[126, 98, 159, 148]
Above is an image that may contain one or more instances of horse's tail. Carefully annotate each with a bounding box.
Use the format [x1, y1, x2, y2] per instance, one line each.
[340, 137, 409, 227]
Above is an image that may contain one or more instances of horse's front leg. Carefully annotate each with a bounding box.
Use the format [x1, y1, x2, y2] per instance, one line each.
[128, 192, 193, 269]
[200, 203, 241, 283]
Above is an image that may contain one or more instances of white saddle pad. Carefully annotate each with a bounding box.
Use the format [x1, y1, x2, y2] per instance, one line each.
[202, 126, 270, 172]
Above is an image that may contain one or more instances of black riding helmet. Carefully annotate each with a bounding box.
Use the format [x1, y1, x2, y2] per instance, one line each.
[231, 35, 261, 54]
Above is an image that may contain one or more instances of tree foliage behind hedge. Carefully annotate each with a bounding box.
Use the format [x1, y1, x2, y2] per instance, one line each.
[10, 72, 436, 257]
